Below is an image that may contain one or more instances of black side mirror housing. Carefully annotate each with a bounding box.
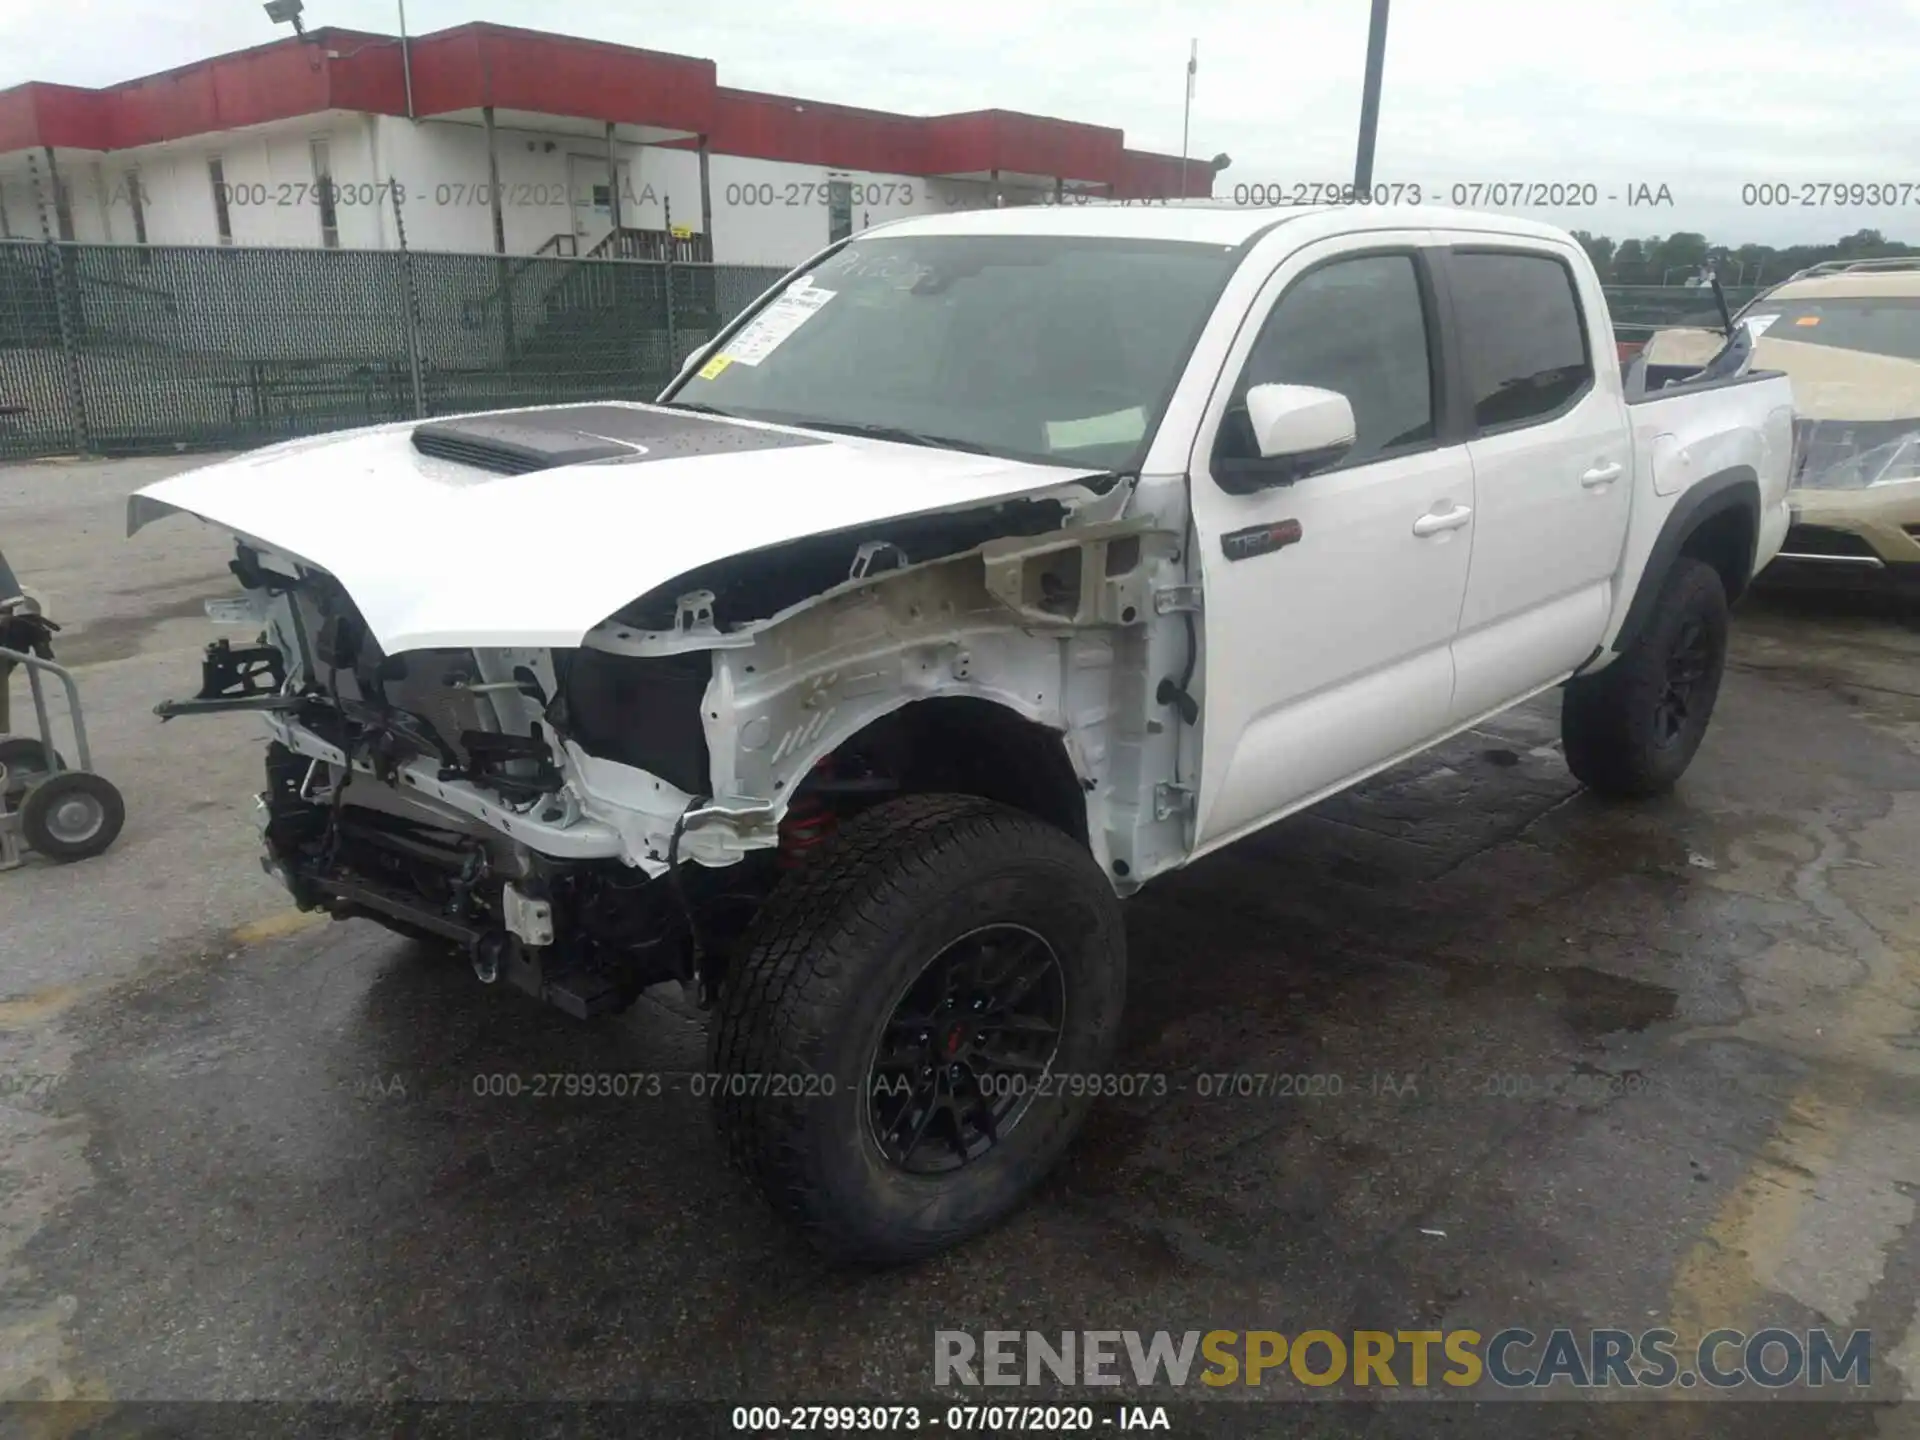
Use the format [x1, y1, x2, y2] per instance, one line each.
[1211, 429, 1351, 494]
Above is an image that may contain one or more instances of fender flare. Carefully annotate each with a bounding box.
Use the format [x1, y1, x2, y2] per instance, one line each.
[1608, 464, 1759, 659]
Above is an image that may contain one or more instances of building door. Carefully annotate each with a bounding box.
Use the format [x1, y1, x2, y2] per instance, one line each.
[569, 155, 632, 253]
[827, 179, 854, 244]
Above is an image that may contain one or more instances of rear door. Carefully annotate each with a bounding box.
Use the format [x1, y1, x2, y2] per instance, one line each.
[1187, 235, 1475, 854]
[1438, 243, 1633, 721]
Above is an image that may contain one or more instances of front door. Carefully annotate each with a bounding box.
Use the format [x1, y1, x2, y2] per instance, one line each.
[568, 155, 632, 253]
[1187, 238, 1474, 855]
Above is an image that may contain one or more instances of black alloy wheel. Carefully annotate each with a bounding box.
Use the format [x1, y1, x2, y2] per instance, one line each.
[1562, 556, 1730, 797]
[866, 923, 1066, 1175]
[1653, 612, 1715, 748]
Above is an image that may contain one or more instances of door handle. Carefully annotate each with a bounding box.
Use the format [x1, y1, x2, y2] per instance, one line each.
[1412, 504, 1473, 537]
[1581, 461, 1624, 488]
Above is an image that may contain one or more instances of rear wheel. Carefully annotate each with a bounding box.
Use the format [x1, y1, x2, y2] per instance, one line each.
[1563, 557, 1729, 797]
[710, 794, 1126, 1263]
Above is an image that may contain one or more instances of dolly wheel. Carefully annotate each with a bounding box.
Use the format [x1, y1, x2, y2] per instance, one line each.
[20, 771, 125, 862]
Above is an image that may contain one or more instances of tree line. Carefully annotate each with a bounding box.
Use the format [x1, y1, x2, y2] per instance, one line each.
[1569, 228, 1918, 287]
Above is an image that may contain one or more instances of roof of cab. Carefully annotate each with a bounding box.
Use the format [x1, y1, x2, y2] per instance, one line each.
[862, 201, 1581, 248]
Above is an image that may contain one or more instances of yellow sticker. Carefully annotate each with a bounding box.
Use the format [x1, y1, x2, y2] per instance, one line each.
[698, 354, 734, 379]
[1794, 315, 1821, 326]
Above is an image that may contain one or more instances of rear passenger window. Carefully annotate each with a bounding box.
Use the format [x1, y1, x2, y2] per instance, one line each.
[1449, 251, 1592, 431]
[1220, 253, 1435, 466]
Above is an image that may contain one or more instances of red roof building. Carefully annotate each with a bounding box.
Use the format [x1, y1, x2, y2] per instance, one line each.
[0, 24, 1218, 263]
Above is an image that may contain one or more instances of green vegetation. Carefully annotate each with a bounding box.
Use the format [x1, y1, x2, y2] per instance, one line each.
[1570, 228, 1919, 287]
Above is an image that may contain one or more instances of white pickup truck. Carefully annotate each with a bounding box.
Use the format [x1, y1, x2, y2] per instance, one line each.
[132, 204, 1793, 1262]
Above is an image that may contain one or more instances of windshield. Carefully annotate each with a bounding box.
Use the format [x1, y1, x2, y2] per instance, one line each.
[667, 234, 1241, 471]
[1739, 296, 1920, 361]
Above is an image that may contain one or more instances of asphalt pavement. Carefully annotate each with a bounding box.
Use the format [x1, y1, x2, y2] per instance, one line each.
[1, 456, 1918, 1437]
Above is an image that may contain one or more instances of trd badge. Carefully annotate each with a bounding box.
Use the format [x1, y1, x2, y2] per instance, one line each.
[1221, 518, 1303, 561]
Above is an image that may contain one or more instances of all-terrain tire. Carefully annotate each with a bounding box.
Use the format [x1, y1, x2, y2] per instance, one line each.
[710, 794, 1126, 1264]
[1563, 557, 1730, 798]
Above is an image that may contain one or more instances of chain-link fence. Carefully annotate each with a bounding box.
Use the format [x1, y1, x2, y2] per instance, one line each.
[0, 239, 1769, 461]
[0, 238, 788, 460]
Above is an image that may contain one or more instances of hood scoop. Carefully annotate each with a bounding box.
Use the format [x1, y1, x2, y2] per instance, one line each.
[410, 402, 831, 478]
[411, 416, 636, 476]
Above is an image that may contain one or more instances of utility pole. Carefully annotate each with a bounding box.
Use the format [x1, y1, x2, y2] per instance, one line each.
[1352, 0, 1390, 198]
[1179, 40, 1196, 199]
[398, 0, 415, 118]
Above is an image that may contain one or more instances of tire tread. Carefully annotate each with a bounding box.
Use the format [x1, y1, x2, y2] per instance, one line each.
[1563, 557, 1728, 798]
[711, 794, 1117, 1261]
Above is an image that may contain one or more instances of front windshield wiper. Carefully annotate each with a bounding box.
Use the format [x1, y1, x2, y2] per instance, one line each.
[777, 419, 992, 455]
[658, 400, 737, 418]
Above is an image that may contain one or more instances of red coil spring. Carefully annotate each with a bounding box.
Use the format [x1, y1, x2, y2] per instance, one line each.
[778, 759, 839, 867]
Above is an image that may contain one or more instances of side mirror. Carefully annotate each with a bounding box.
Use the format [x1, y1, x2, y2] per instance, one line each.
[1216, 383, 1356, 493]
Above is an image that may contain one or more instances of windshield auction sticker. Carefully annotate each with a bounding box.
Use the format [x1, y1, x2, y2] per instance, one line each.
[722, 283, 836, 366]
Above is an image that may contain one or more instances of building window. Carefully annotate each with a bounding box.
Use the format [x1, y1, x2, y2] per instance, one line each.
[309, 138, 339, 249]
[827, 178, 853, 244]
[208, 156, 232, 244]
[126, 170, 148, 245]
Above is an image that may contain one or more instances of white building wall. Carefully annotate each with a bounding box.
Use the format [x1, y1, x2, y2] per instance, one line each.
[373, 118, 514, 253]
[703, 154, 982, 265]
[109, 148, 220, 246]
[0, 157, 114, 242]
[74, 114, 385, 250]
[372, 118, 709, 255]
[0, 168, 50, 240]
[0, 172, 24, 238]
[3, 114, 1027, 264]
[61, 163, 107, 242]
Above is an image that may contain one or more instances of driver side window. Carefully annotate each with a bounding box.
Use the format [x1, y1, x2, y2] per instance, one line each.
[1217, 252, 1436, 466]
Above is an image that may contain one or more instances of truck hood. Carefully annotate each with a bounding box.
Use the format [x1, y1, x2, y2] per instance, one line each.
[129, 402, 1104, 654]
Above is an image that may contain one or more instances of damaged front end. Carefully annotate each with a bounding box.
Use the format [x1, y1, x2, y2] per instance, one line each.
[176, 545, 768, 1016]
[163, 464, 1193, 1019]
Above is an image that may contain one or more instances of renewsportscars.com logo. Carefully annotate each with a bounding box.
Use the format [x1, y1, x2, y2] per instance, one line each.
[934, 1328, 1872, 1392]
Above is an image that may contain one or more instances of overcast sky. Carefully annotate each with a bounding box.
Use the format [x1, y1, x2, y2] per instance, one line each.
[3, 0, 1916, 247]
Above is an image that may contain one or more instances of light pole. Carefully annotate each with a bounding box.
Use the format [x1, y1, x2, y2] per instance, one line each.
[1179, 40, 1196, 199]
[1352, 0, 1390, 197]
[398, 0, 415, 120]
[264, 0, 413, 118]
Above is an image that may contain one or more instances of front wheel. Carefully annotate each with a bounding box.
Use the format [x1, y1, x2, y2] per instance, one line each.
[710, 795, 1126, 1263]
[1562, 557, 1730, 798]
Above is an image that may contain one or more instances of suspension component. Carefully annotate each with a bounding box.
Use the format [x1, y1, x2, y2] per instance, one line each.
[778, 758, 840, 867]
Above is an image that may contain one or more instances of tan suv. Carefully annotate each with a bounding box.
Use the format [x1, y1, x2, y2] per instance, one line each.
[1645, 261, 1920, 586]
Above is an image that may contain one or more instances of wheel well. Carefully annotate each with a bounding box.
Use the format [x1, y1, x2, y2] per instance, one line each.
[1678, 500, 1757, 604]
[812, 698, 1090, 846]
